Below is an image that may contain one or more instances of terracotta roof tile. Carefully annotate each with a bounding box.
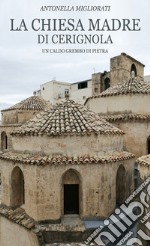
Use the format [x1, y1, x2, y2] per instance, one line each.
[100, 78, 150, 97]
[100, 113, 150, 122]
[11, 100, 123, 136]
[2, 96, 50, 112]
[137, 155, 150, 166]
[0, 151, 135, 165]
[0, 205, 35, 230]
[85, 78, 150, 103]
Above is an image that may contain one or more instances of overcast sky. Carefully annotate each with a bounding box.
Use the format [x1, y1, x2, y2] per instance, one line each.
[0, 0, 150, 109]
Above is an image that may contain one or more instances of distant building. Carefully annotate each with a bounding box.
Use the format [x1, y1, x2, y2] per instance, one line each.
[34, 80, 71, 104]
[70, 79, 92, 104]
[34, 53, 146, 104]
[34, 79, 92, 105]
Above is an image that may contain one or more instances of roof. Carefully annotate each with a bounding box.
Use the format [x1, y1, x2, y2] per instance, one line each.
[2, 96, 50, 112]
[0, 124, 21, 128]
[137, 155, 150, 167]
[11, 100, 123, 136]
[100, 78, 150, 97]
[0, 151, 135, 166]
[72, 79, 91, 85]
[85, 78, 150, 103]
[100, 113, 150, 122]
[41, 80, 71, 87]
[111, 53, 145, 67]
[0, 205, 35, 230]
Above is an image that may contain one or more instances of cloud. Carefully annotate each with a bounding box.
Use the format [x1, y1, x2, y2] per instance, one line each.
[0, 0, 150, 106]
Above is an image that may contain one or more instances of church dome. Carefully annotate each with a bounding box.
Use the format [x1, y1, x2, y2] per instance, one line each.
[85, 77, 150, 116]
[100, 77, 150, 97]
[2, 96, 50, 112]
[12, 99, 123, 137]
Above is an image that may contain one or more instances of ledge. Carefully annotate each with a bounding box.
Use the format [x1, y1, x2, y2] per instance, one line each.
[0, 205, 35, 230]
[0, 151, 135, 166]
[100, 113, 150, 122]
[137, 155, 150, 167]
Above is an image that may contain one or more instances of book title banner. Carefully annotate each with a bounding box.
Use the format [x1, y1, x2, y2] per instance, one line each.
[10, 18, 141, 45]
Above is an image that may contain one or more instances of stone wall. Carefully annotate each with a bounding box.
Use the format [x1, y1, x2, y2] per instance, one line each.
[112, 121, 150, 159]
[12, 134, 124, 156]
[0, 110, 42, 151]
[86, 94, 150, 115]
[0, 216, 39, 246]
[0, 162, 37, 219]
[17, 111, 39, 124]
[85, 94, 150, 159]
[1, 110, 18, 125]
[2, 110, 39, 125]
[0, 159, 134, 221]
[138, 164, 150, 181]
[92, 72, 111, 96]
[92, 120, 150, 159]
[0, 125, 20, 151]
[110, 53, 144, 86]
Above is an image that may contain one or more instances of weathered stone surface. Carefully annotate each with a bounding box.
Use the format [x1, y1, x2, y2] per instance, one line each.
[0, 96, 51, 150]
[0, 158, 135, 222]
[137, 155, 150, 166]
[0, 204, 35, 229]
[85, 77, 150, 159]
[0, 215, 39, 246]
[0, 151, 135, 166]
[0, 99, 135, 222]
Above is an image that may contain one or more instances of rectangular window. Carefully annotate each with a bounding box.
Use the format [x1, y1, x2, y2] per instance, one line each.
[78, 81, 88, 90]
[65, 89, 69, 95]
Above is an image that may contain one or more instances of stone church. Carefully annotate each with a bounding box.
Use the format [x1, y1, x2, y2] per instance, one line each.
[0, 99, 135, 245]
[0, 95, 50, 151]
[0, 53, 150, 246]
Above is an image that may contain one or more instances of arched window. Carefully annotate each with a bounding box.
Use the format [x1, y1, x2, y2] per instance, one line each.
[147, 136, 150, 154]
[11, 167, 25, 207]
[116, 165, 126, 206]
[1, 131, 8, 150]
[131, 64, 137, 77]
[62, 169, 81, 215]
[104, 78, 110, 90]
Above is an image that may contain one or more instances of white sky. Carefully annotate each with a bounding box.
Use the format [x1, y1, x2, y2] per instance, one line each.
[0, 0, 150, 108]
